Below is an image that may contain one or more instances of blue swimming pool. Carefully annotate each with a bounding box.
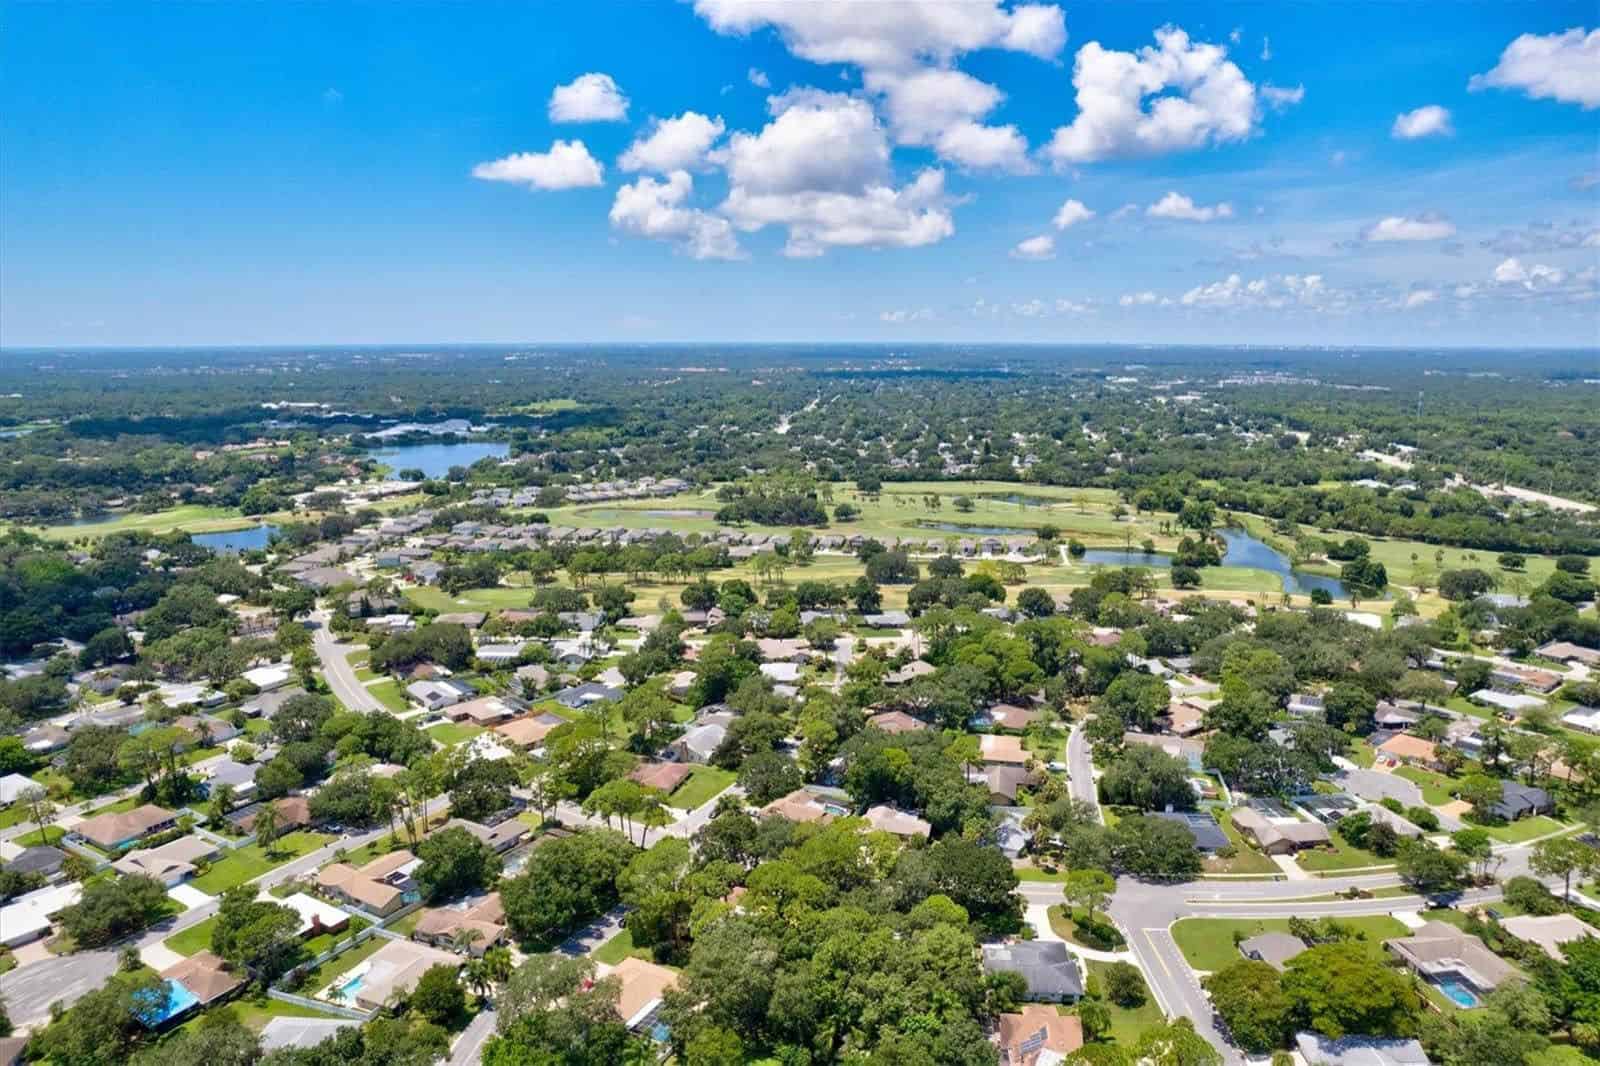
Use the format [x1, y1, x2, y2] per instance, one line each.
[137, 978, 201, 1027]
[1434, 976, 1480, 1008]
[333, 971, 366, 1004]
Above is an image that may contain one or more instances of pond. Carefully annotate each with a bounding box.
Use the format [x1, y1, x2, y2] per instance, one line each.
[1218, 528, 1358, 598]
[192, 524, 278, 553]
[918, 521, 1035, 536]
[372, 441, 510, 480]
[1080, 548, 1172, 568]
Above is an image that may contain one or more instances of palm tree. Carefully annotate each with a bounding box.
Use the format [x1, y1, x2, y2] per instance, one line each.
[462, 957, 494, 1003]
[451, 927, 485, 956]
[255, 803, 281, 857]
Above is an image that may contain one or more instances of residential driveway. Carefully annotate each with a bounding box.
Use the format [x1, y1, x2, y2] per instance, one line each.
[558, 906, 628, 957]
[168, 884, 213, 910]
[1335, 769, 1462, 829]
[0, 949, 118, 1027]
[140, 943, 185, 971]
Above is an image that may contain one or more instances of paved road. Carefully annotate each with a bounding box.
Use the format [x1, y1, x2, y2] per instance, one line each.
[312, 613, 386, 713]
[449, 1006, 498, 1064]
[1065, 721, 1100, 819]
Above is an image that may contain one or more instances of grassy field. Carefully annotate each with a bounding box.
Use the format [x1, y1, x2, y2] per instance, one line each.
[365, 678, 409, 712]
[28, 504, 282, 542]
[189, 831, 334, 894]
[1170, 915, 1408, 972]
[667, 766, 736, 810]
[427, 721, 485, 746]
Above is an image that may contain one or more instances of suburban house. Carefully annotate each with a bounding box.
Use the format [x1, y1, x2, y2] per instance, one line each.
[865, 710, 928, 735]
[1376, 733, 1441, 770]
[666, 722, 726, 764]
[7, 845, 66, 882]
[1500, 914, 1594, 959]
[112, 835, 220, 886]
[1386, 921, 1520, 995]
[981, 941, 1083, 1002]
[612, 956, 680, 1033]
[1489, 665, 1562, 693]
[1230, 808, 1332, 855]
[863, 805, 932, 840]
[0, 882, 81, 947]
[1492, 780, 1554, 821]
[0, 774, 40, 806]
[1161, 701, 1206, 737]
[988, 703, 1040, 731]
[884, 660, 935, 685]
[997, 1005, 1084, 1065]
[1470, 689, 1548, 717]
[552, 682, 622, 710]
[316, 850, 419, 916]
[493, 712, 569, 749]
[345, 938, 461, 1012]
[160, 952, 244, 1014]
[440, 817, 529, 854]
[446, 695, 518, 726]
[761, 788, 840, 824]
[980, 766, 1041, 806]
[230, 795, 312, 834]
[1294, 1034, 1431, 1066]
[280, 893, 351, 938]
[412, 893, 505, 956]
[206, 758, 261, 801]
[1154, 810, 1231, 853]
[73, 803, 178, 852]
[1239, 932, 1307, 970]
[630, 761, 694, 793]
[1537, 641, 1600, 667]
[978, 734, 1029, 767]
[406, 679, 474, 711]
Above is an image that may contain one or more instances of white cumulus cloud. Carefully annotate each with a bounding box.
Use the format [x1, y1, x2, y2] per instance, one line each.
[1043, 27, 1261, 164]
[620, 112, 727, 172]
[1052, 199, 1094, 229]
[1147, 192, 1234, 222]
[1362, 215, 1456, 242]
[748, 67, 771, 89]
[1261, 84, 1305, 111]
[1469, 27, 1600, 109]
[609, 171, 743, 260]
[548, 73, 630, 123]
[1493, 257, 1565, 287]
[1391, 105, 1454, 139]
[471, 141, 605, 190]
[1011, 235, 1056, 260]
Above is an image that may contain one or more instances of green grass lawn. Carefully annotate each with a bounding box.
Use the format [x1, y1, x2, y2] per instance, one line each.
[33, 504, 263, 541]
[243, 718, 273, 737]
[388, 910, 425, 936]
[1206, 811, 1282, 876]
[1076, 959, 1164, 1047]
[365, 679, 409, 713]
[189, 831, 334, 894]
[14, 825, 67, 847]
[1170, 915, 1408, 972]
[1297, 829, 1394, 873]
[1393, 766, 1457, 805]
[354, 666, 380, 682]
[164, 915, 218, 957]
[1479, 815, 1568, 844]
[1047, 905, 1126, 950]
[594, 927, 654, 965]
[298, 934, 388, 998]
[0, 805, 34, 830]
[667, 766, 737, 810]
[303, 917, 369, 958]
[426, 720, 485, 746]
[86, 794, 143, 817]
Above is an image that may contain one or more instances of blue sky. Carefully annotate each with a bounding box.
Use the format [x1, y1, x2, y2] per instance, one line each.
[2, 1, 1596, 347]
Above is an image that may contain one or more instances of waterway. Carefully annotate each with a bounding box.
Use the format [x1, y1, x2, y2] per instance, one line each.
[192, 524, 279, 553]
[1217, 528, 1356, 598]
[372, 441, 510, 480]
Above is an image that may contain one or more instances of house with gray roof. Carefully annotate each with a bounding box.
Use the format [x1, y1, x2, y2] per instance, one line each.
[981, 941, 1083, 1002]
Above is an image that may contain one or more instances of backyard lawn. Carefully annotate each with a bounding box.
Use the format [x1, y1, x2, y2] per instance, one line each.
[1170, 915, 1408, 972]
[667, 766, 737, 810]
[426, 721, 485, 746]
[297, 934, 387, 998]
[189, 831, 334, 894]
[365, 679, 409, 713]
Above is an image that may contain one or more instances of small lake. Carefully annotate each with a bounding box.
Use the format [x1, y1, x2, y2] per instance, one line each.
[192, 524, 278, 553]
[1080, 548, 1172, 568]
[918, 521, 1035, 536]
[373, 441, 510, 480]
[1219, 528, 1359, 598]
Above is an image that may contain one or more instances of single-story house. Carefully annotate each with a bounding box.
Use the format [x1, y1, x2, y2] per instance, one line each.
[1387, 921, 1520, 994]
[0, 774, 41, 806]
[1297, 793, 1361, 825]
[1499, 914, 1595, 960]
[161, 951, 244, 1011]
[1294, 1034, 1431, 1066]
[173, 714, 241, 746]
[1470, 689, 1547, 717]
[447, 696, 518, 726]
[761, 788, 838, 824]
[473, 643, 525, 665]
[1492, 780, 1554, 821]
[295, 566, 357, 590]
[630, 761, 694, 793]
[988, 703, 1040, 731]
[978, 734, 1029, 766]
[667, 722, 727, 764]
[993, 817, 1033, 859]
[866, 710, 928, 735]
[759, 662, 802, 684]
[1489, 665, 1562, 694]
[230, 795, 312, 834]
[259, 1018, 363, 1052]
[1154, 810, 1231, 853]
[1163, 702, 1206, 737]
[241, 685, 307, 718]
[1239, 932, 1307, 970]
[1537, 641, 1600, 667]
[206, 758, 261, 800]
[981, 941, 1083, 1002]
[7, 844, 67, 881]
[242, 665, 292, 692]
[493, 712, 569, 749]
[440, 817, 530, 854]
[279, 893, 351, 938]
[74, 803, 179, 852]
[407, 679, 474, 712]
[22, 724, 69, 755]
[316, 850, 418, 916]
[1377, 733, 1441, 769]
[113, 835, 220, 886]
[412, 893, 505, 956]
[863, 805, 932, 840]
[434, 612, 487, 629]
[1562, 706, 1600, 734]
[1231, 808, 1332, 855]
[862, 611, 911, 629]
[346, 937, 461, 1012]
[612, 956, 679, 1032]
[884, 660, 936, 685]
[997, 1005, 1083, 1065]
[552, 682, 622, 710]
[0, 881, 81, 947]
[981, 766, 1041, 805]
